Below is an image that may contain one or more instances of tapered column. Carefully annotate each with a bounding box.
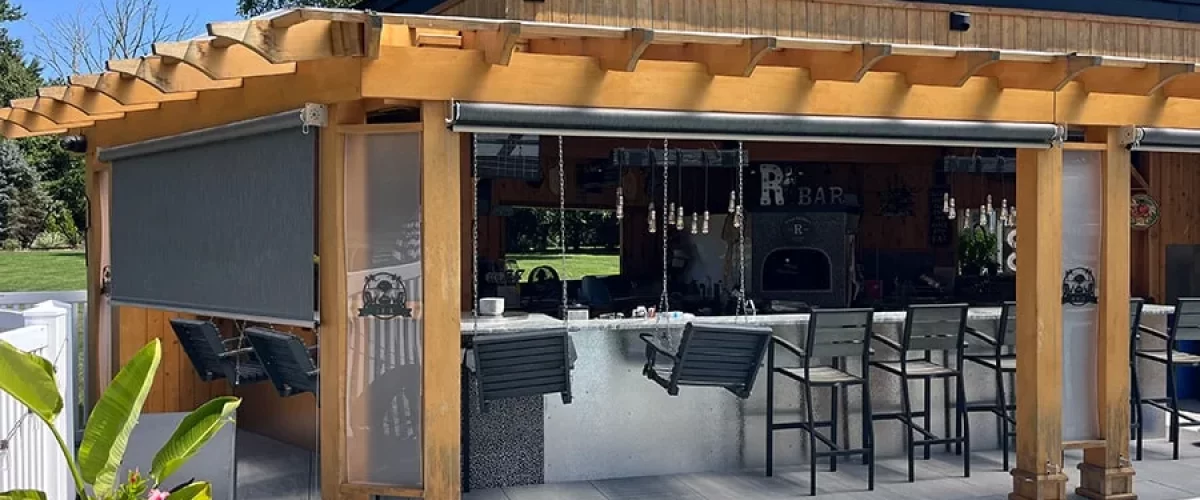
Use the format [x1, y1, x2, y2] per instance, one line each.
[1011, 145, 1067, 500]
[1076, 129, 1136, 500]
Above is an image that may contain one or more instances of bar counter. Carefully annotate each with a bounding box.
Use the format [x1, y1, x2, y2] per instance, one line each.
[459, 306, 1173, 490]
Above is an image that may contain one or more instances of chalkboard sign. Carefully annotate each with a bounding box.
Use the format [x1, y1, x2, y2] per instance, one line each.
[929, 185, 952, 248]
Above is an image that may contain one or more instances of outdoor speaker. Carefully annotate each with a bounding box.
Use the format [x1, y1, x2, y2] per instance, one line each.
[949, 12, 971, 32]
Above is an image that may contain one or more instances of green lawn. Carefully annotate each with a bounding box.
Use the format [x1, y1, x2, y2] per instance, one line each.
[0, 250, 87, 291]
[509, 251, 621, 279]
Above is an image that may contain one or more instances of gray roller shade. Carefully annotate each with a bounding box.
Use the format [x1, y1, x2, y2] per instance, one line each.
[448, 101, 1064, 148]
[100, 110, 317, 326]
[1122, 126, 1200, 153]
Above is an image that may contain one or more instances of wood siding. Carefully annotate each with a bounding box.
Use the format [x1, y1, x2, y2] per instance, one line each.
[1135, 152, 1200, 304]
[114, 307, 230, 413]
[460, 0, 1200, 62]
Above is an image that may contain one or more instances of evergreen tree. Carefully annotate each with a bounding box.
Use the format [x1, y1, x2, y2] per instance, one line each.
[0, 139, 38, 243]
[0, 1, 42, 105]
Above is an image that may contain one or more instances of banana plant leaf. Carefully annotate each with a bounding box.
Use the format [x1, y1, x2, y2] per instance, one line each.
[151, 396, 241, 483]
[0, 491, 46, 500]
[77, 339, 162, 495]
[169, 482, 212, 500]
[0, 340, 62, 422]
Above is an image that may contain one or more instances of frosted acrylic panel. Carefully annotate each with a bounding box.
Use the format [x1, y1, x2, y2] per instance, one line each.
[344, 133, 424, 486]
[1061, 150, 1101, 441]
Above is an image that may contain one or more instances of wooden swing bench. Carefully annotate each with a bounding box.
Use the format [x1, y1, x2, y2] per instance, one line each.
[639, 322, 772, 398]
[245, 326, 320, 398]
[169, 319, 270, 388]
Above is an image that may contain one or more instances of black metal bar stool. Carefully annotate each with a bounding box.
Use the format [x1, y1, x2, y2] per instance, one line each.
[1135, 297, 1200, 460]
[766, 308, 875, 496]
[871, 303, 971, 482]
[962, 301, 1017, 471]
[1129, 297, 1145, 459]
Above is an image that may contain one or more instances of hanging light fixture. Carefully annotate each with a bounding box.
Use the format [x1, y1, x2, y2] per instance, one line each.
[702, 150, 711, 235]
[616, 186, 624, 220]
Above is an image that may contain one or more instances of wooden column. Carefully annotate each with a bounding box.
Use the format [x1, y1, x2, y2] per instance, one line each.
[1076, 129, 1136, 500]
[1011, 145, 1067, 500]
[421, 100, 463, 500]
[83, 146, 111, 403]
[319, 101, 365, 500]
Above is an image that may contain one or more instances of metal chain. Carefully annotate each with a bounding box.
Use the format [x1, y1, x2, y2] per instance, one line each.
[660, 139, 670, 315]
[737, 141, 747, 318]
[559, 136, 568, 323]
[472, 133, 479, 333]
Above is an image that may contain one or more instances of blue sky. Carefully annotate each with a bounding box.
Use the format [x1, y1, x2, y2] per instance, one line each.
[10, 0, 240, 72]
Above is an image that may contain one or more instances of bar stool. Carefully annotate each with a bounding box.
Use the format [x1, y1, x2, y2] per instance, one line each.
[1129, 298, 1145, 459]
[871, 304, 971, 482]
[766, 308, 875, 496]
[962, 301, 1016, 471]
[1135, 298, 1200, 460]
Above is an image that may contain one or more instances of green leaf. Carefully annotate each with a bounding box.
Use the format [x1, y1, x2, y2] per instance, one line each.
[0, 490, 47, 500]
[0, 339, 62, 421]
[151, 396, 242, 482]
[169, 482, 211, 500]
[78, 339, 162, 495]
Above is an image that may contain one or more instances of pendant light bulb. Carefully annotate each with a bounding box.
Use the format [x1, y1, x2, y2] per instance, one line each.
[728, 191, 737, 213]
[676, 208, 685, 229]
[942, 192, 950, 214]
[691, 211, 699, 234]
[648, 203, 656, 234]
[616, 187, 624, 220]
[964, 208, 971, 229]
[702, 210, 710, 234]
[733, 205, 743, 229]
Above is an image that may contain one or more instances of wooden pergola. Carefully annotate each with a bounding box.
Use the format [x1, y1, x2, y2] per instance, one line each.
[12, 6, 1200, 499]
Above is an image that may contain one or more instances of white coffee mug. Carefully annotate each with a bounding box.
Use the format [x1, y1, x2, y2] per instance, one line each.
[479, 297, 505, 316]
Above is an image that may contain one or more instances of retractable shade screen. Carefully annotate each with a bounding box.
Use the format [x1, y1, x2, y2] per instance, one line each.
[448, 102, 1063, 149]
[1122, 126, 1200, 153]
[99, 110, 317, 326]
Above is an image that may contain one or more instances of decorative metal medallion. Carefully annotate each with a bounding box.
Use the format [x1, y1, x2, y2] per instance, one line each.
[358, 272, 412, 320]
[1062, 267, 1098, 306]
[878, 174, 916, 217]
[782, 216, 813, 244]
[1131, 194, 1160, 230]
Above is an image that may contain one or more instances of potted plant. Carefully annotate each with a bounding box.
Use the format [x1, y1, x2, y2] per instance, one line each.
[958, 224, 999, 277]
[0, 339, 240, 500]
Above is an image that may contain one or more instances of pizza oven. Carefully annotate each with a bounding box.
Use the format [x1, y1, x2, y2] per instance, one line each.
[751, 211, 857, 308]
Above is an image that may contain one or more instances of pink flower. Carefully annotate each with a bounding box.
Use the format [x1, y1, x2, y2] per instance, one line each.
[148, 489, 170, 500]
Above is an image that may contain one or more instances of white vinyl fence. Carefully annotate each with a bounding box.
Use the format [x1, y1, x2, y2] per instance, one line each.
[0, 291, 87, 443]
[0, 302, 76, 499]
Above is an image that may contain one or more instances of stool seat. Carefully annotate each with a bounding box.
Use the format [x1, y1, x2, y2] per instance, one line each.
[964, 354, 1017, 372]
[872, 360, 959, 378]
[776, 366, 863, 385]
[1136, 350, 1200, 365]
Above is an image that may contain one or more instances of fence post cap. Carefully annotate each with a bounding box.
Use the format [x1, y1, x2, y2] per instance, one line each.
[23, 301, 69, 317]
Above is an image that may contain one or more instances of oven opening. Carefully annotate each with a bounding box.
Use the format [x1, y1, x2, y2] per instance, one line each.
[761, 247, 833, 292]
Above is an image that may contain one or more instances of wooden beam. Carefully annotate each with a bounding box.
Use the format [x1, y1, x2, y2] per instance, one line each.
[462, 22, 521, 66]
[681, 36, 776, 77]
[872, 48, 1001, 87]
[38, 85, 160, 115]
[1076, 129, 1137, 500]
[153, 39, 298, 80]
[70, 73, 198, 106]
[978, 54, 1099, 91]
[1012, 145, 1067, 500]
[0, 120, 66, 138]
[585, 28, 653, 72]
[2, 107, 93, 132]
[760, 42, 891, 82]
[11, 97, 123, 124]
[207, 19, 367, 64]
[421, 100, 462, 500]
[106, 57, 244, 94]
[1076, 59, 1195, 95]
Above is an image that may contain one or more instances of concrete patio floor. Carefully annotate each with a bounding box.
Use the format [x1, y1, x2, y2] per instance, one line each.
[464, 439, 1200, 500]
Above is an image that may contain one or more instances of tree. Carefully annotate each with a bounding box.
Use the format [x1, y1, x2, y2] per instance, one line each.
[0, 139, 37, 243]
[32, 0, 196, 77]
[8, 183, 51, 248]
[20, 137, 87, 234]
[237, 0, 359, 18]
[0, 1, 42, 105]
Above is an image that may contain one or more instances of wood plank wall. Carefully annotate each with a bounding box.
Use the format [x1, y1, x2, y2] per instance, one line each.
[114, 308, 230, 413]
[1135, 152, 1200, 304]
[440, 0, 1200, 61]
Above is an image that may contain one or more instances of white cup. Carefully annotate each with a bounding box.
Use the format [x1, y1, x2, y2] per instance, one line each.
[479, 297, 505, 316]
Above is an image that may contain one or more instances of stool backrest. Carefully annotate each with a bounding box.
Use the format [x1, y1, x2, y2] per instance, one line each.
[1130, 298, 1145, 342]
[1172, 298, 1200, 342]
[170, 319, 232, 382]
[244, 327, 319, 397]
[903, 303, 969, 353]
[675, 323, 772, 398]
[473, 328, 572, 407]
[804, 308, 874, 359]
[996, 301, 1017, 347]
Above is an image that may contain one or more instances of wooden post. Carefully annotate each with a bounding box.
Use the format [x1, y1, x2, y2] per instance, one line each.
[421, 100, 463, 500]
[1076, 129, 1136, 500]
[83, 146, 112, 403]
[1011, 145, 1067, 500]
[319, 102, 365, 500]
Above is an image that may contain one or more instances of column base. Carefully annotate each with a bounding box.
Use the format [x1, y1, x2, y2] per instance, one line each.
[1009, 467, 1069, 500]
[1075, 462, 1136, 500]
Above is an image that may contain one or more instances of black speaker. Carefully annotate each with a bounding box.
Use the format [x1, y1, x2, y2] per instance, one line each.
[60, 135, 87, 153]
[949, 12, 972, 32]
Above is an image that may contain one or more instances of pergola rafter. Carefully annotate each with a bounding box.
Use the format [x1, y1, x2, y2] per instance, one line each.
[10, 97, 124, 124]
[0, 107, 93, 133]
[153, 39, 298, 80]
[69, 73, 199, 106]
[106, 56, 245, 94]
[38, 85, 160, 115]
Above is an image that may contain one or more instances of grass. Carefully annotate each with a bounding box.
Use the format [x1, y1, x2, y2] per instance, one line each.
[509, 251, 621, 279]
[0, 250, 87, 291]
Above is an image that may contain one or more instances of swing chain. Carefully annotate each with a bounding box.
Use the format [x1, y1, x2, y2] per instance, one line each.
[559, 136, 568, 323]
[737, 141, 747, 318]
[472, 133, 480, 333]
[660, 139, 670, 315]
